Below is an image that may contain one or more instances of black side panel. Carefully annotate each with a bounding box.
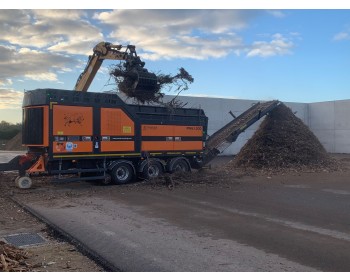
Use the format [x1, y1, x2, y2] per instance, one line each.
[22, 107, 43, 145]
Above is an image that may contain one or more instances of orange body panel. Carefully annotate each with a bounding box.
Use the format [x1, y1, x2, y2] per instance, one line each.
[173, 141, 203, 151]
[141, 125, 204, 152]
[142, 141, 203, 151]
[142, 125, 203, 137]
[142, 142, 174, 151]
[53, 105, 93, 136]
[53, 141, 92, 153]
[27, 155, 46, 173]
[101, 108, 134, 136]
[43, 106, 49, 146]
[142, 125, 173, 136]
[174, 126, 203, 137]
[101, 141, 134, 152]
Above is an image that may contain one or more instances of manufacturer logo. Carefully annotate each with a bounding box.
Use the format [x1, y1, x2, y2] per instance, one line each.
[66, 142, 74, 151]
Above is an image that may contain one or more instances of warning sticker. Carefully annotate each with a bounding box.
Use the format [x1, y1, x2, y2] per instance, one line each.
[123, 126, 131, 134]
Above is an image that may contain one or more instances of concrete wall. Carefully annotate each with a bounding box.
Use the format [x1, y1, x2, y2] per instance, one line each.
[309, 100, 350, 153]
[163, 95, 309, 155]
[122, 94, 350, 155]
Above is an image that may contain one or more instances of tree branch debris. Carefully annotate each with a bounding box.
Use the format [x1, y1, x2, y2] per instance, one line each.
[110, 64, 194, 107]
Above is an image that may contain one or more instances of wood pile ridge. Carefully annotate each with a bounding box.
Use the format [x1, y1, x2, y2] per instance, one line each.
[4, 131, 25, 151]
[231, 103, 336, 172]
[0, 241, 32, 272]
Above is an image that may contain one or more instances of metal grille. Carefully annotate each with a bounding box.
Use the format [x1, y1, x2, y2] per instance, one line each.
[3, 233, 47, 247]
[22, 107, 43, 145]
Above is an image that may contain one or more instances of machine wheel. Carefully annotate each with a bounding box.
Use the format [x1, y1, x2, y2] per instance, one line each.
[168, 158, 191, 174]
[111, 162, 134, 185]
[17, 176, 33, 189]
[191, 156, 204, 169]
[142, 161, 163, 179]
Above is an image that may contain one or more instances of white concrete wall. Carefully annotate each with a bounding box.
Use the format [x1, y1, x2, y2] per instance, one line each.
[309, 100, 350, 153]
[121, 93, 350, 154]
[308, 101, 335, 152]
[164, 96, 308, 155]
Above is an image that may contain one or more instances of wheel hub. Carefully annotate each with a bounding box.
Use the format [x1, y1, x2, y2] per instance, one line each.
[117, 166, 129, 180]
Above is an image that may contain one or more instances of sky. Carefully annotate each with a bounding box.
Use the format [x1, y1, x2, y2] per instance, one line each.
[1, 7, 350, 123]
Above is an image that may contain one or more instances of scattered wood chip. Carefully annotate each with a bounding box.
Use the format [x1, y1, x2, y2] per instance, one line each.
[231, 103, 339, 173]
[0, 241, 34, 272]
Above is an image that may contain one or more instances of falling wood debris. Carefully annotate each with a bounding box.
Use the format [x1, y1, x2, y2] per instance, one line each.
[110, 65, 194, 105]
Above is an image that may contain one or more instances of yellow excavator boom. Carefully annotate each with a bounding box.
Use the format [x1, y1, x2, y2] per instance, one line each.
[74, 42, 148, 92]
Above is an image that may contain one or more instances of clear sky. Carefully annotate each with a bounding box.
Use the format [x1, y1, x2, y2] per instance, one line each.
[1, 8, 350, 123]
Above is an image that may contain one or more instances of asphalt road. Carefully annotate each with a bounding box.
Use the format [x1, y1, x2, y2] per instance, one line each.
[2, 151, 350, 271]
[18, 171, 350, 272]
[23, 195, 315, 272]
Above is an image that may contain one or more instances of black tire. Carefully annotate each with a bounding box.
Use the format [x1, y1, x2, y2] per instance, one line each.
[111, 162, 134, 184]
[169, 158, 190, 174]
[190, 156, 204, 169]
[142, 161, 163, 179]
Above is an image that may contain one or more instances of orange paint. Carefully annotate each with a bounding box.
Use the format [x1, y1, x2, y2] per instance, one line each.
[142, 125, 203, 137]
[142, 141, 174, 151]
[101, 108, 134, 136]
[53, 105, 93, 136]
[142, 141, 203, 151]
[141, 125, 204, 151]
[53, 141, 92, 153]
[27, 155, 46, 173]
[101, 141, 134, 152]
[43, 106, 49, 146]
[173, 142, 203, 151]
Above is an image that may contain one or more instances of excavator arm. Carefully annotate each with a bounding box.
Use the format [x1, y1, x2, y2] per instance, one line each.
[74, 42, 155, 93]
[74, 53, 103, 92]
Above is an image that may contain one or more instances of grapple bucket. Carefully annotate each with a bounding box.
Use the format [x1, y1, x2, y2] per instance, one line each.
[134, 69, 159, 93]
[116, 67, 160, 96]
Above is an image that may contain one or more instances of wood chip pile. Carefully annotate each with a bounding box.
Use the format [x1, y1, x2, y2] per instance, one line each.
[0, 241, 32, 272]
[232, 103, 335, 171]
[4, 131, 25, 151]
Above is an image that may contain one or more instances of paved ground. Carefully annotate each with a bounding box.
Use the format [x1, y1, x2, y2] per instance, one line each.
[2, 152, 350, 271]
[0, 152, 103, 272]
[21, 196, 316, 272]
[0, 151, 23, 163]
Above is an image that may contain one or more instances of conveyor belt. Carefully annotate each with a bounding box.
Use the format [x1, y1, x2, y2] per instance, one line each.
[203, 100, 280, 165]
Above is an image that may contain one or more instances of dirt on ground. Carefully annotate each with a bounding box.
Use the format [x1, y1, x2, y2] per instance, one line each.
[1, 153, 350, 272]
[0, 172, 103, 272]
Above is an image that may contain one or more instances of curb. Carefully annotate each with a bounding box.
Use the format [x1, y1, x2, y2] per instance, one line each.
[10, 195, 121, 272]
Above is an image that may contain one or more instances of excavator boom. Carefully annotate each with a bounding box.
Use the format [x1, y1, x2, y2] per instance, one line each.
[74, 42, 158, 94]
[74, 54, 103, 92]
